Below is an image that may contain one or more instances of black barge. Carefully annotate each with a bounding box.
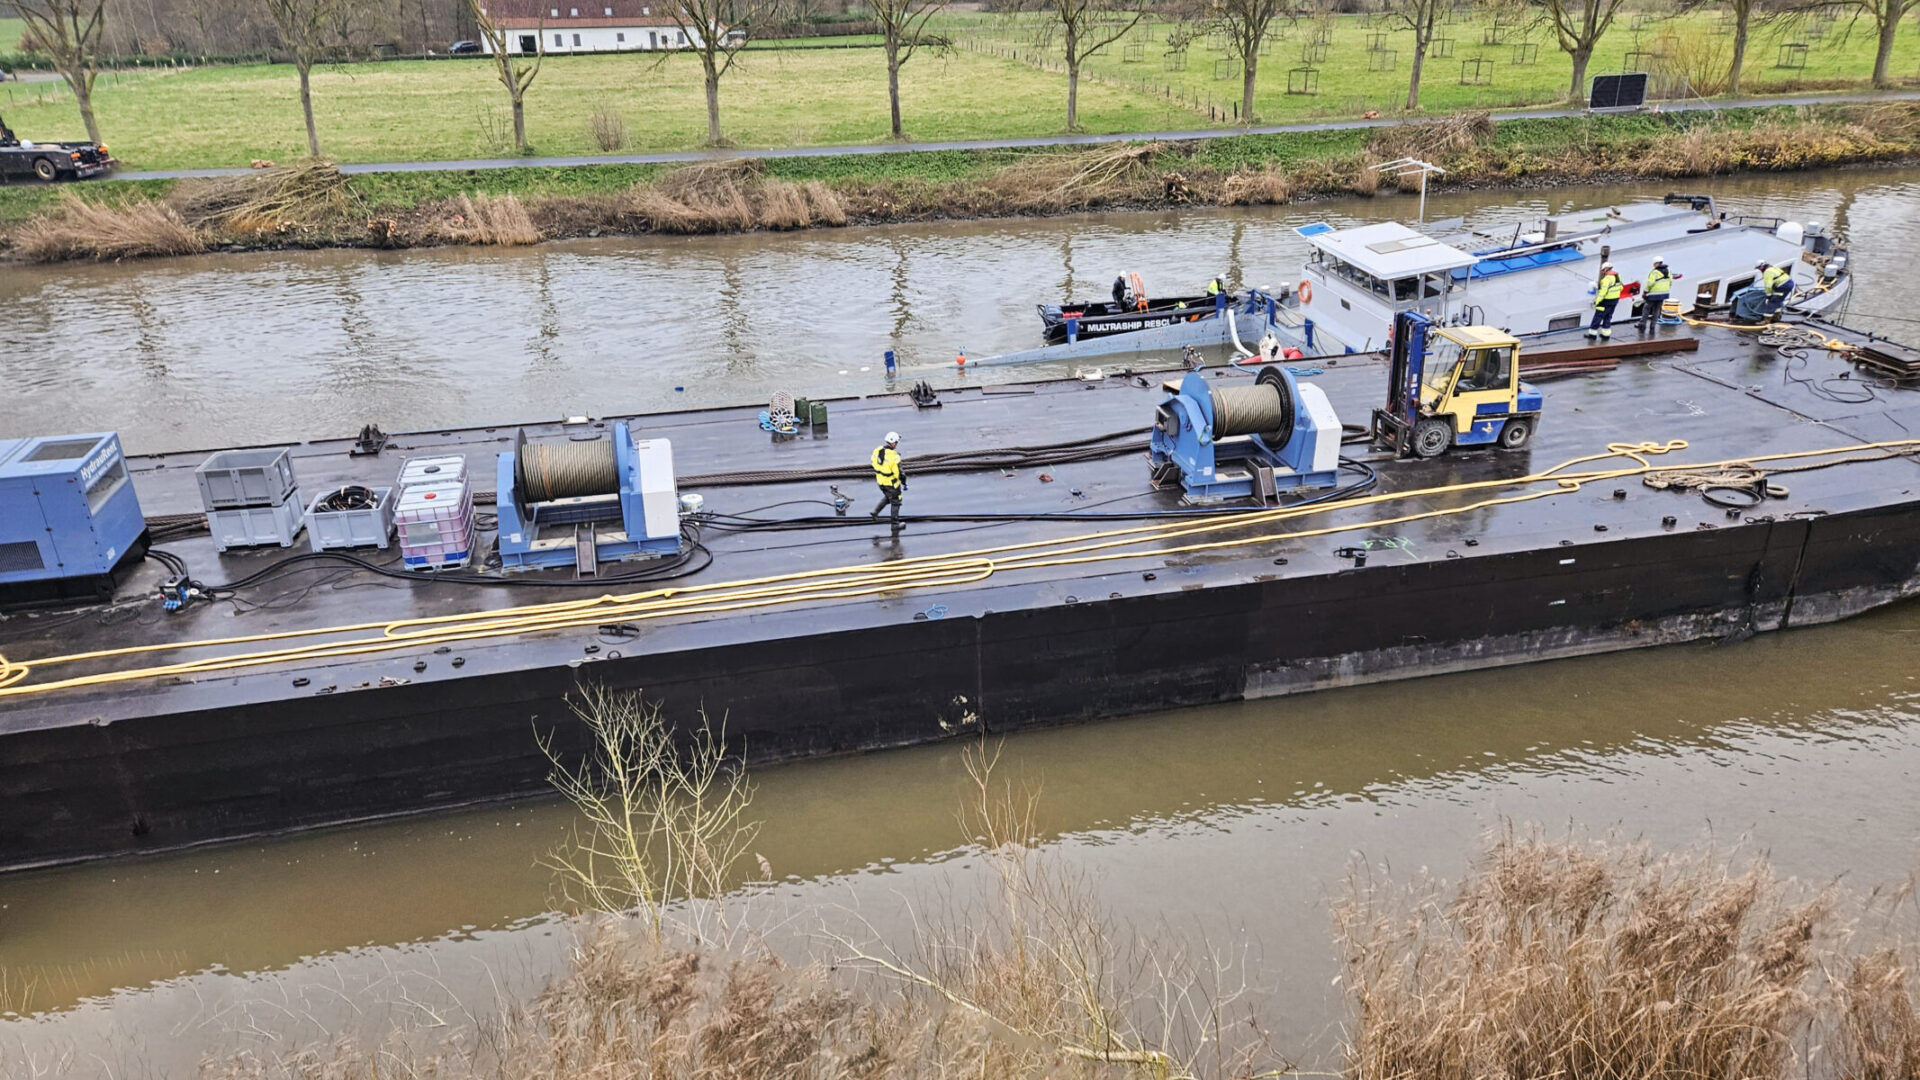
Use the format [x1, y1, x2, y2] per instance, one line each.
[3, 319, 1920, 871]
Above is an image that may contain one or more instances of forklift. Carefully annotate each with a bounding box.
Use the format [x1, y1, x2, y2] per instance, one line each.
[1371, 310, 1544, 459]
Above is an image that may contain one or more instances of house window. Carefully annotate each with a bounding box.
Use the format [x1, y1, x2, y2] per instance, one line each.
[616, 31, 625, 42]
[605, 6, 613, 12]
[553, 32, 563, 46]
[569, 7, 578, 14]
[519, 34, 537, 52]
[648, 30, 657, 46]
[676, 30, 686, 43]
[572, 32, 582, 45]
[550, 7, 558, 15]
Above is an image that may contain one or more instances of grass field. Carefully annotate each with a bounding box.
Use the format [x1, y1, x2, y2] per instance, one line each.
[0, 47, 1207, 169]
[959, 10, 1920, 122]
[0, 10, 1914, 170]
[0, 18, 23, 54]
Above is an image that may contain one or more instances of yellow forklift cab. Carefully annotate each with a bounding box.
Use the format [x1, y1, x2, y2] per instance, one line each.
[1373, 312, 1544, 459]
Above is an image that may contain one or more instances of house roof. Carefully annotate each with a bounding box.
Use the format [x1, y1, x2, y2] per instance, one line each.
[480, 1, 681, 26]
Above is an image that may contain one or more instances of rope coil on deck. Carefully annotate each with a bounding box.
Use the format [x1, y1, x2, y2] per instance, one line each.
[6, 437, 1920, 700]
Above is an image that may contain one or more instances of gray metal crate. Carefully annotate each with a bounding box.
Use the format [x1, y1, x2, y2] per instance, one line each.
[307, 486, 395, 552]
[196, 447, 299, 510]
[208, 492, 305, 552]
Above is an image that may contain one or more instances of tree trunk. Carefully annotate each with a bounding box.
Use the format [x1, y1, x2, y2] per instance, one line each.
[67, 71, 102, 144]
[1241, 53, 1257, 122]
[1406, 37, 1426, 110]
[1871, 9, 1898, 88]
[1727, 6, 1749, 95]
[887, 48, 903, 139]
[298, 62, 320, 157]
[1064, 21, 1079, 131]
[511, 93, 527, 150]
[704, 66, 722, 144]
[1567, 45, 1591, 101]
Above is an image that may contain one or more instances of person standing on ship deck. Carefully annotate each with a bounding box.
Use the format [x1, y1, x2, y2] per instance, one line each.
[1639, 257, 1675, 333]
[1587, 263, 1624, 340]
[870, 432, 905, 536]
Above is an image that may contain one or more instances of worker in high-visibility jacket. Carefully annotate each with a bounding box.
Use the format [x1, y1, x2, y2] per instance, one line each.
[1759, 260, 1793, 314]
[1586, 263, 1625, 340]
[870, 431, 906, 535]
[1206, 277, 1225, 297]
[1638, 256, 1675, 333]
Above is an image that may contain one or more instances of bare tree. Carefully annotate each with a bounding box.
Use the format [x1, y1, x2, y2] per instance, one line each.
[659, 0, 774, 145]
[1382, 0, 1445, 108]
[1203, 0, 1289, 123]
[466, 0, 541, 151]
[872, 0, 947, 139]
[1542, 0, 1629, 100]
[1028, 0, 1152, 131]
[1839, 0, 1920, 86]
[12, 0, 108, 143]
[264, 0, 343, 157]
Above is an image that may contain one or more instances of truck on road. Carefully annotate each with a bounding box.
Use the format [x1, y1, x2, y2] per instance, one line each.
[0, 115, 115, 182]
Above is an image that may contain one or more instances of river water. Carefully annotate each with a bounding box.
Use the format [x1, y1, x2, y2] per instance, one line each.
[4, 168, 1920, 1075]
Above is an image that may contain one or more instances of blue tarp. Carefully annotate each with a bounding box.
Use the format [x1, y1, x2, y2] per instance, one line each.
[1294, 222, 1335, 237]
[1452, 245, 1585, 280]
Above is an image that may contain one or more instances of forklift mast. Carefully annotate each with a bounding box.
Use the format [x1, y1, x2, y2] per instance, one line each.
[1386, 310, 1431, 431]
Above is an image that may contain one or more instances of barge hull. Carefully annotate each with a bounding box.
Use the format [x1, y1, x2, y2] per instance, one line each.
[6, 503, 1919, 869]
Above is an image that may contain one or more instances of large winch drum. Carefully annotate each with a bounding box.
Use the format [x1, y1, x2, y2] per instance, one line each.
[1155, 368, 1298, 445]
[513, 430, 620, 503]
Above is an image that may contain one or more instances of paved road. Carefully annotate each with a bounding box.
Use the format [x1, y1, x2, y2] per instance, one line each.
[106, 89, 1920, 182]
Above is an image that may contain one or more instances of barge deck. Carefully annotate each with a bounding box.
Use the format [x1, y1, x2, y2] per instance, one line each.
[4, 319, 1920, 870]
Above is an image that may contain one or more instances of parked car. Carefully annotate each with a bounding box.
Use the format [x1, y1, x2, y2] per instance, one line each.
[0, 115, 115, 182]
[448, 40, 482, 54]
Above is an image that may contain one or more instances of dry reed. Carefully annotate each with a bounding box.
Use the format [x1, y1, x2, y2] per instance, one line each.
[1337, 832, 1827, 1080]
[1222, 165, 1293, 205]
[431, 193, 541, 246]
[11, 192, 206, 262]
[986, 143, 1166, 211]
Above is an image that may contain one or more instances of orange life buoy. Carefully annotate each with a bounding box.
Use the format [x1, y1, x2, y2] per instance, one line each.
[1297, 279, 1313, 304]
[1282, 347, 1304, 360]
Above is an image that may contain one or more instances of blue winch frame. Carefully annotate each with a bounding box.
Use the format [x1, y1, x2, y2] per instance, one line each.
[1149, 367, 1341, 503]
[496, 421, 682, 571]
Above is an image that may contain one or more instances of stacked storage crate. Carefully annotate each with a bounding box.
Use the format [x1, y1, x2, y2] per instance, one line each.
[394, 455, 475, 571]
[195, 448, 305, 553]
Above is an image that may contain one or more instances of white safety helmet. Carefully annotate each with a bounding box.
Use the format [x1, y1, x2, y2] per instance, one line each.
[1601, 263, 1614, 272]
[1652, 255, 1667, 264]
[1755, 260, 1771, 270]
[885, 431, 900, 445]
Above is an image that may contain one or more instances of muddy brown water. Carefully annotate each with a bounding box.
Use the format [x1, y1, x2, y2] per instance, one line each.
[3, 168, 1920, 1074]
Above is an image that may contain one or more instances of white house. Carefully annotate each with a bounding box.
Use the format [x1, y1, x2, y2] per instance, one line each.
[478, 1, 707, 54]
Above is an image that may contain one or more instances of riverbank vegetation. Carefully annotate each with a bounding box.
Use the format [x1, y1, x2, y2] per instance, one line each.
[171, 688, 1920, 1080]
[2, 103, 1916, 262]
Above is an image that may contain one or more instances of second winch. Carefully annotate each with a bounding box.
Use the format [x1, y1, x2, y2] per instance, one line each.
[1148, 366, 1341, 503]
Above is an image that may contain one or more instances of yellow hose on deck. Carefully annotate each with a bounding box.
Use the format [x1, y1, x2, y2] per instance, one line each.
[4, 438, 1918, 699]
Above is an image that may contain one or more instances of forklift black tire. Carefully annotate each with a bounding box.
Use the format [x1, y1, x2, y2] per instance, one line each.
[32, 158, 57, 181]
[1413, 418, 1453, 458]
[1498, 418, 1533, 449]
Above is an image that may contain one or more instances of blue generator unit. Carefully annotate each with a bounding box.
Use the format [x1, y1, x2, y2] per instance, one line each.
[0, 432, 149, 607]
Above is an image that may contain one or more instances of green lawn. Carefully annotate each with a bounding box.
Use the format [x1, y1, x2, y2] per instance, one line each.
[0, 47, 1208, 169]
[949, 10, 1920, 122]
[0, 18, 24, 53]
[0, 9, 1915, 170]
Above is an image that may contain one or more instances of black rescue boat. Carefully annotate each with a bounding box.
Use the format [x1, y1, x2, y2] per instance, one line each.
[1039, 273, 1236, 345]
